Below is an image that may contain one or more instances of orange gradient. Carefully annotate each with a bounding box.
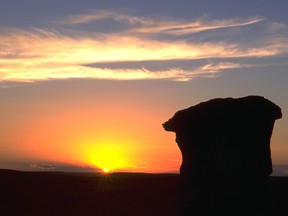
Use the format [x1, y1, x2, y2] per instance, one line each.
[9, 99, 180, 173]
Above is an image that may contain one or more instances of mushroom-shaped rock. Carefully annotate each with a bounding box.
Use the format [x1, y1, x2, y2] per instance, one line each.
[163, 96, 282, 215]
[163, 95, 282, 178]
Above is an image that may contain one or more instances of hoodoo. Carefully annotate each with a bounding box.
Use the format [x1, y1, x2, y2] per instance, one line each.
[163, 96, 282, 215]
[163, 95, 282, 178]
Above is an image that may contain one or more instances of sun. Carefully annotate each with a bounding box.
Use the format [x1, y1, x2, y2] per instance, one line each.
[85, 140, 132, 172]
[102, 167, 110, 173]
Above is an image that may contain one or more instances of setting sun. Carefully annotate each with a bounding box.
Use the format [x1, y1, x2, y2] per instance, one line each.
[84, 139, 134, 172]
[102, 167, 110, 173]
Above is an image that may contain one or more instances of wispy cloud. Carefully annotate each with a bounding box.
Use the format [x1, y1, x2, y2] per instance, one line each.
[30, 163, 101, 172]
[1, 10, 288, 83]
[60, 10, 264, 35]
[1, 62, 252, 82]
[61, 10, 119, 25]
[59, 9, 155, 26]
[130, 17, 265, 35]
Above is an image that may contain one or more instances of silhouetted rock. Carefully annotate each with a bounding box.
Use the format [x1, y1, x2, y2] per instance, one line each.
[163, 95, 282, 215]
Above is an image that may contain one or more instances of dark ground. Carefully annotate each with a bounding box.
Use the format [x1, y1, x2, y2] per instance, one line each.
[0, 169, 287, 216]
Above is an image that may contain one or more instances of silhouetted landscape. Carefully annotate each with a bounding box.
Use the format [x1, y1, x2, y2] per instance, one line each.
[1, 0, 288, 214]
[0, 169, 287, 216]
[0, 170, 181, 216]
[1, 96, 286, 215]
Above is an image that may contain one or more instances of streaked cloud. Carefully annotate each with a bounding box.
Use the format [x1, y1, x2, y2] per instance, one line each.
[61, 10, 118, 24]
[30, 163, 101, 172]
[130, 17, 265, 35]
[1, 10, 288, 83]
[60, 9, 154, 26]
[60, 10, 264, 35]
[1, 62, 251, 82]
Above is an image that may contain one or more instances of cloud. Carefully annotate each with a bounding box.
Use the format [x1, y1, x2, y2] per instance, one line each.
[30, 163, 102, 172]
[60, 10, 264, 35]
[1, 12, 288, 83]
[61, 9, 155, 26]
[130, 17, 265, 35]
[0, 60, 252, 82]
[62, 10, 117, 24]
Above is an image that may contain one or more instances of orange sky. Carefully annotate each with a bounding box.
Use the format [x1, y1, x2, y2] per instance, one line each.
[1, 0, 288, 174]
[1, 78, 286, 173]
[0, 81, 183, 173]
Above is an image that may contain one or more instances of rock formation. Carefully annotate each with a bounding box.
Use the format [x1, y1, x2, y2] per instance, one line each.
[163, 95, 282, 178]
[163, 95, 282, 215]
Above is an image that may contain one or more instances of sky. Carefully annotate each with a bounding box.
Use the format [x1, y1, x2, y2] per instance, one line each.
[0, 0, 287, 174]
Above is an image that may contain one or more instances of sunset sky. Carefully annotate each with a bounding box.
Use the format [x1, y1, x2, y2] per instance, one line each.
[0, 0, 287, 174]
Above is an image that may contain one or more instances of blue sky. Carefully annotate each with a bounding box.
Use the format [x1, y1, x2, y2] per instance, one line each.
[0, 0, 287, 174]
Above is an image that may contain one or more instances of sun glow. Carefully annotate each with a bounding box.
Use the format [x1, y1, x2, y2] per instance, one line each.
[102, 167, 110, 173]
[85, 140, 133, 172]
